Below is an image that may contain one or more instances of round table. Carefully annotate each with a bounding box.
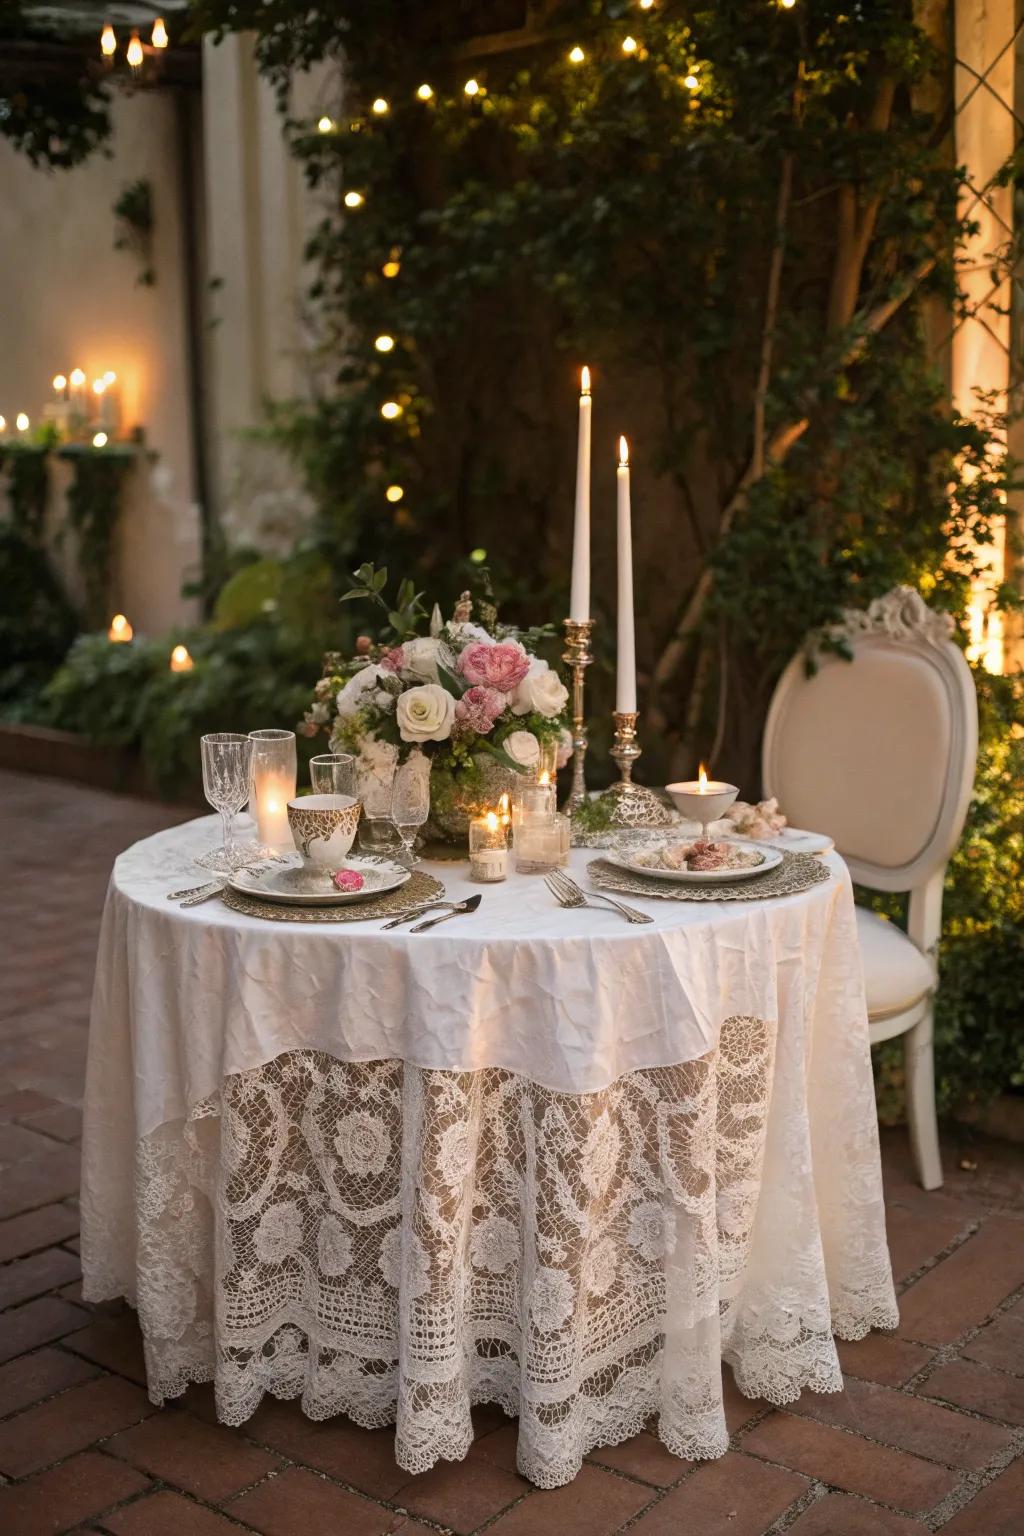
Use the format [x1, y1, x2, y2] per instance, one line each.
[81, 816, 897, 1489]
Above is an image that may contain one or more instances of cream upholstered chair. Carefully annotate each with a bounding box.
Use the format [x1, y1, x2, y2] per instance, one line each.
[762, 588, 978, 1190]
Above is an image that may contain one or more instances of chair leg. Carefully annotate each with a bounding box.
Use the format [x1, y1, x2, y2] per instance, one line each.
[904, 1003, 943, 1190]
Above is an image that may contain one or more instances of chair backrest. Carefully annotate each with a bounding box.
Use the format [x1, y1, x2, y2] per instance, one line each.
[762, 587, 978, 894]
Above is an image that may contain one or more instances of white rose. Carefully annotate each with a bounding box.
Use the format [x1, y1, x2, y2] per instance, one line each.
[401, 636, 444, 683]
[505, 729, 540, 767]
[396, 683, 455, 742]
[447, 621, 495, 647]
[335, 665, 384, 720]
[511, 658, 569, 719]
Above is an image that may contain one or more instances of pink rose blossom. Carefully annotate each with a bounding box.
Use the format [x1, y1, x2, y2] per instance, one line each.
[332, 869, 365, 892]
[455, 685, 505, 734]
[458, 642, 530, 693]
[380, 645, 405, 673]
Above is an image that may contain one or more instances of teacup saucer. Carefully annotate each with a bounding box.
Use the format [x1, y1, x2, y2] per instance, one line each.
[229, 857, 410, 906]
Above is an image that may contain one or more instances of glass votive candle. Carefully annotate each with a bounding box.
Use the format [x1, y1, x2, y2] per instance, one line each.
[469, 811, 509, 882]
[536, 738, 559, 783]
[249, 728, 297, 849]
[515, 780, 557, 822]
[513, 809, 570, 874]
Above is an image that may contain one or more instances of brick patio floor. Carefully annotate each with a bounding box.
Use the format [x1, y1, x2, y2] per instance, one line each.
[1, 767, 1022, 1535]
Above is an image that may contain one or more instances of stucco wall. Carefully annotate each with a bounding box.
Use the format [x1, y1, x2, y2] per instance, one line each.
[0, 87, 201, 635]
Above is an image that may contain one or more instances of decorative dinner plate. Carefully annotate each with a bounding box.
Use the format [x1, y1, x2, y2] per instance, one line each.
[228, 856, 410, 907]
[605, 837, 784, 885]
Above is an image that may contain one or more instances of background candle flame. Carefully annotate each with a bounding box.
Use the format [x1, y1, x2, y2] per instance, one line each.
[698, 762, 708, 791]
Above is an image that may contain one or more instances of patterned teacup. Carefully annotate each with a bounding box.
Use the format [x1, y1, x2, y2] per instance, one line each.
[287, 794, 362, 870]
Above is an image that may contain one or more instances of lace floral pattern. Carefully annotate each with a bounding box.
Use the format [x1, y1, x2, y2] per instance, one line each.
[92, 1016, 897, 1490]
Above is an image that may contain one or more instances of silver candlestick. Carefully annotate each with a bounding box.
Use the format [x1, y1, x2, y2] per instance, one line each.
[562, 618, 594, 815]
[596, 709, 674, 829]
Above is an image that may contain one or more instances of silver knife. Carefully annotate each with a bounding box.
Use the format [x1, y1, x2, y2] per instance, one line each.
[179, 883, 227, 907]
[168, 880, 223, 901]
[409, 894, 482, 932]
[380, 900, 450, 930]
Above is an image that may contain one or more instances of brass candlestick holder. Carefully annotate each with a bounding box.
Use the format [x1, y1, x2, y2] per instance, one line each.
[562, 618, 594, 814]
[596, 710, 675, 829]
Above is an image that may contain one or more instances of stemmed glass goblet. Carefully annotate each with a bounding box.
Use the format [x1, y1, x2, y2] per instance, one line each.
[199, 733, 254, 873]
[390, 750, 430, 867]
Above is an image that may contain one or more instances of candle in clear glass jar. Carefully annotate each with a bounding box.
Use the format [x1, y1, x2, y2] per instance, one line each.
[249, 729, 297, 849]
[469, 811, 508, 882]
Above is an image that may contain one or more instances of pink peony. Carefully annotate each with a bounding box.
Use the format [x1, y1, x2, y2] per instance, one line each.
[380, 645, 405, 673]
[455, 685, 505, 734]
[458, 641, 530, 693]
[332, 868, 365, 892]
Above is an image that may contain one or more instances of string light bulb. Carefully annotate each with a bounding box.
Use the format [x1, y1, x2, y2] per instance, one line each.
[53, 374, 67, 392]
[375, 334, 395, 352]
[100, 22, 116, 58]
[684, 73, 699, 90]
[126, 30, 143, 73]
[371, 97, 389, 114]
[70, 368, 85, 388]
[416, 83, 434, 101]
[386, 484, 404, 502]
[382, 252, 401, 278]
[381, 401, 403, 420]
[92, 377, 107, 396]
[622, 36, 638, 54]
[15, 413, 29, 432]
[151, 16, 168, 49]
[318, 115, 334, 133]
[169, 644, 194, 673]
[640, 0, 654, 8]
[103, 370, 117, 385]
[464, 78, 481, 97]
[343, 190, 365, 208]
[92, 431, 108, 447]
[568, 46, 585, 64]
[108, 614, 133, 642]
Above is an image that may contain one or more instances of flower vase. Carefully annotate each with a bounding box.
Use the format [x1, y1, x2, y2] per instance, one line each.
[428, 755, 531, 845]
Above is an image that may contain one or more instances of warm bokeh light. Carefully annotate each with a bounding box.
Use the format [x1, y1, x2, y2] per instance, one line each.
[375, 334, 395, 352]
[385, 484, 404, 502]
[382, 257, 401, 278]
[380, 401, 402, 419]
[15, 413, 29, 432]
[103, 370, 117, 386]
[580, 364, 591, 395]
[371, 97, 389, 114]
[151, 16, 168, 48]
[100, 23, 116, 57]
[126, 31, 143, 70]
[568, 46, 585, 64]
[108, 614, 133, 643]
[684, 74, 700, 91]
[93, 378, 107, 396]
[464, 78, 481, 97]
[170, 645, 194, 673]
[343, 190, 364, 208]
[485, 811, 499, 833]
[70, 368, 86, 387]
[318, 115, 334, 133]
[0, 417, 6, 433]
[53, 374, 67, 392]
[416, 83, 434, 101]
[622, 36, 638, 54]
[92, 431, 108, 447]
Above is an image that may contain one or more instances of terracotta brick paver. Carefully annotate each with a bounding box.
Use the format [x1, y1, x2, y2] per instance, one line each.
[0, 767, 1023, 1536]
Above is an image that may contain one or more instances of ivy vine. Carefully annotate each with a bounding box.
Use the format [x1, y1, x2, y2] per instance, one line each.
[59, 446, 135, 629]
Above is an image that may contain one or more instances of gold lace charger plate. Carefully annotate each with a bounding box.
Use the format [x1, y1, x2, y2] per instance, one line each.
[220, 869, 445, 923]
[587, 850, 830, 903]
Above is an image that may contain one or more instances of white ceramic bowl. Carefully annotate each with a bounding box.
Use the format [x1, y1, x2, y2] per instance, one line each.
[287, 794, 361, 869]
[665, 780, 739, 825]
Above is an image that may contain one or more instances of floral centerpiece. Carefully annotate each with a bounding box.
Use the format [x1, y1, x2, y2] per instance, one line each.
[301, 566, 571, 843]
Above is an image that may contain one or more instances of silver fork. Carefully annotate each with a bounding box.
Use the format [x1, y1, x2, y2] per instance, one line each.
[544, 869, 653, 924]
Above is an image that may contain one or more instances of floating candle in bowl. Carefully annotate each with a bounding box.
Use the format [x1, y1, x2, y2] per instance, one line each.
[665, 763, 739, 840]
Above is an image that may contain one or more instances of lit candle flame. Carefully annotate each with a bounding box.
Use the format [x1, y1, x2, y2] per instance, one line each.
[498, 792, 511, 823]
[539, 770, 550, 786]
[485, 811, 499, 832]
[70, 368, 85, 388]
[618, 435, 629, 467]
[100, 22, 116, 57]
[170, 644, 193, 672]
[126, 30, 143, 70]
[151, 16, 168, 49]
[698, 763, 709, 792]
[580, 364, 591, 396]
[108, 614, 133, 642]
[53, 374, 67, 392]
[92, 378, 107, 396]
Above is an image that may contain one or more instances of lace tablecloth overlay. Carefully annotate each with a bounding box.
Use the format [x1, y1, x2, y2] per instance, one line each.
[81, 818, 897, 1489]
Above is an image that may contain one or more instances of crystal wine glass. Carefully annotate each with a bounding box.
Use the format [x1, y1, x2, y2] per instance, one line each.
[200, 733, 253, 871]
[310, 752, 357, 797]
[390, 751, 430, 867]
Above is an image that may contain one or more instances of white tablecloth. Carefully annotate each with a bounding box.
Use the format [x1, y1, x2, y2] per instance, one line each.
[81, 816, 897, 1487]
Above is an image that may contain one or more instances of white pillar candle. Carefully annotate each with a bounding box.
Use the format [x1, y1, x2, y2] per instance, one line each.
[615, 435, 637, 712]
[254, 771, 295, 849]
[569, 366, 592, 621]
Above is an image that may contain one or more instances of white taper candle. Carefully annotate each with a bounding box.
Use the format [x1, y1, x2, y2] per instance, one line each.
[615, 434, 636, 712]
[569, 365, 592, 621]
